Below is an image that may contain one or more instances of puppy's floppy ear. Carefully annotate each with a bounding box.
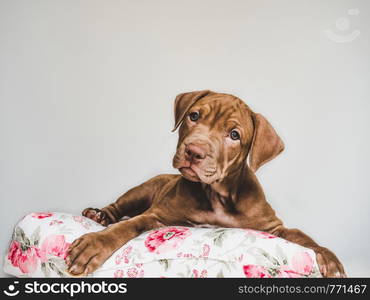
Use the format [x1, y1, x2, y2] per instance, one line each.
[248, 113, 284, 172]
[172, 90, 211, 131]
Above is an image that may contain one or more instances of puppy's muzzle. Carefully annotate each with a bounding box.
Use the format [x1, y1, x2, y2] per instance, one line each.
[184, 143, 209, 164]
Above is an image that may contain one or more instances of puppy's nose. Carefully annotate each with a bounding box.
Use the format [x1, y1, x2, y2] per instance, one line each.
[185, 143, 207, 163]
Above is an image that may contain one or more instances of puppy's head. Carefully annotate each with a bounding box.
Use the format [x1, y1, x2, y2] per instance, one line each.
[172, 90, 284, 184]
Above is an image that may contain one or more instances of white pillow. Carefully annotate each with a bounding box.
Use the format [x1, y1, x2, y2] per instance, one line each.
[3, 212, 321, 278]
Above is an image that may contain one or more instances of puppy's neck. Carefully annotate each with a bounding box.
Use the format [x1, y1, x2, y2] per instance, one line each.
[206, 166, 247, 200]
[209, 181, 233, 199]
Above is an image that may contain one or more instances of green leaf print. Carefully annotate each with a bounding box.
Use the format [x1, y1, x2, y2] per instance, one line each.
[216, 270, 224, 278]
[41, 262, 50, 277]
[275, 245, 288, 265]
[30, 226, 41, 246]
[158, 259, 170, 271]
[14, 227, 31, 250]
[205, 229, 228, 247]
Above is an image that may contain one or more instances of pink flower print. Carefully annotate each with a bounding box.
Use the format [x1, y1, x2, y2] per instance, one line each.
[73, 216, 84, 223]
[201, 244, 210, 257]
[115, 246, 132, 265]
[31, 212, 53, 219]
[127, 268, 138, 278]
[8, 241, 22, 267]
[291, 251, 314, 275]
[122, 246, 132, 256]
[122, 246, 132, 264]
[17, 246, 39, 274]
[72, 216, 91, 229]
[49, 220, 63, 226]
[244, 229, 277, 239]
[127, 263, 144, 278]
[7, 241, 39, 274]
[114, 269, 124, 278]
[144, 227, 191, 254]
[138, 269, 144, 277]
[243, 265, 272, 278]
[39, 235, 71, 263]
[277, 265, 303, 278]
[115, 255, 122, 265]
[276, 252, 315, 277]
[193, 269, 208, 278]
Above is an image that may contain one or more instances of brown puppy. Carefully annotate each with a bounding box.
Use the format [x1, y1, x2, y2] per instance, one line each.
[66, 90, 346, 277]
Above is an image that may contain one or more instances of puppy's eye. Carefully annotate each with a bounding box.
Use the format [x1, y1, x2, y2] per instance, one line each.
[230, 130, 240, 140]
[189, 112, 200, 122]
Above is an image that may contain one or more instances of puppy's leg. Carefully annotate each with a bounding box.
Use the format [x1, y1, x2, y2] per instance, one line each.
[67, 212, 163, 275]
[272, 226, 346, 278]
[82, 175, 174, 226]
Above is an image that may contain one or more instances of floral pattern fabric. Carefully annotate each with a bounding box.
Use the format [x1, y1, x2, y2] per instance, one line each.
[3, 212, 321, 278]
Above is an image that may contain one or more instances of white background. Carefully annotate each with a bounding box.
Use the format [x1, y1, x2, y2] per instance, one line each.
[1, 0, 369, 276]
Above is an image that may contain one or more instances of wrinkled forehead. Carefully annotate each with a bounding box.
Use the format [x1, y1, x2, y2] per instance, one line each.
[190, 93, 254, 134]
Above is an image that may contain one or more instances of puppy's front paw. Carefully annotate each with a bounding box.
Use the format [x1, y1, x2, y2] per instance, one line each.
[315, 247, 346, 278]
[82, 208, 111, 226]
[65, 232, 114, 275]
